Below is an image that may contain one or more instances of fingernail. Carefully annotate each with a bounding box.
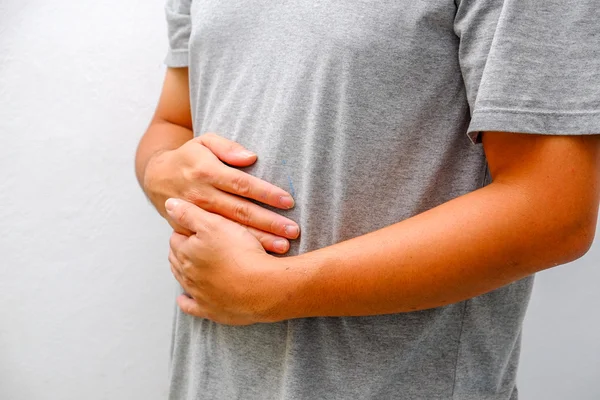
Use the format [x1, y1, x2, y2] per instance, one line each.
[279, 196, 295, 209]
[274, 239, 289, 253]
[240, 150, 256, 158]
[165, 198, 179, 212]
[284, 225, 299, 238]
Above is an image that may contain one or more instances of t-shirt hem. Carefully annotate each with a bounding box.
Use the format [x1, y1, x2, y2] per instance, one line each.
[467, 108, 600, 144]
[165, 49, 189, 68]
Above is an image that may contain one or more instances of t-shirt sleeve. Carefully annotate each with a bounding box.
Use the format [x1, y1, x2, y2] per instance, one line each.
[454, 0, 600, 143]
[164, 0, 192, 67]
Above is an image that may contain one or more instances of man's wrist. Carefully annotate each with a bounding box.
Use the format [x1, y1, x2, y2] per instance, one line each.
[142, 149, 171, 192]
[252, 255, 292, 323]
[256, 254, 320, 323]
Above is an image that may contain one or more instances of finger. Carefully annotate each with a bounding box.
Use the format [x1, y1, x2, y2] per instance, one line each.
[214, 193, 300, 239]
[169, 251, 198, 303]
[168, 249, 182, 272]
[166, 217, 194, 237]
[244, 226, 290, 254]
[213, 166, 295, 210]
[169, 253, 184, 285]
[166, 198, 214, 233]
[197, 133, 257, 167]
[170, 261, 188, 295]
[176, 294, 207, 319]
[169, 231, 189, 258]
[168, 249, 186, 283]
[176, 295, 252, 326]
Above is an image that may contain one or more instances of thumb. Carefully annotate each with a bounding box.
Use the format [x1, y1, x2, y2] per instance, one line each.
[166, 217, 194, 237]
[197, 133, 257, 167]
[165, 198, 208, 233]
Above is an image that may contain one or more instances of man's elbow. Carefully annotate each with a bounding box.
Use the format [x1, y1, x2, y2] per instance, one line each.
[523, 192, 599, 271]
[554, 209, 598, 264]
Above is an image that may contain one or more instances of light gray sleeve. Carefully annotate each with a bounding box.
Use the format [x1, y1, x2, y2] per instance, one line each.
[454, 0, 600, 143]
[164, 0, 192, 67]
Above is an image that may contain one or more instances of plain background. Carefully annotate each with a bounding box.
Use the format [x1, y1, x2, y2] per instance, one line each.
[0, 1, 598, 399]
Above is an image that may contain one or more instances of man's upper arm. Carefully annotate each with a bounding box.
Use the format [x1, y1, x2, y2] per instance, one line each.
[152, 67, 193, 131]
[134, 67, 193, 188]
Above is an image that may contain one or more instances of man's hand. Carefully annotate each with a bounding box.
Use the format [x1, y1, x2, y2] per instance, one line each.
[143, 133, 300, 254]
[165, 198, 281, 325]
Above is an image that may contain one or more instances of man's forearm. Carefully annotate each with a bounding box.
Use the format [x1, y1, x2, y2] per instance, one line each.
[274, 180, 596, 320]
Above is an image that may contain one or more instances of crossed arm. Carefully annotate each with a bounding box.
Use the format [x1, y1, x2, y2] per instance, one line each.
[138, 68, 600, 325]
[270, 131, 600, 317]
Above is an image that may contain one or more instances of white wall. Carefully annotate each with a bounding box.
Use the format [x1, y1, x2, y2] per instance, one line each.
[0, 1, 174, 399]
[0, 1, 598, 399]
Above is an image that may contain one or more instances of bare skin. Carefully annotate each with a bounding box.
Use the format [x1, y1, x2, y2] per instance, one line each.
[135, 67, 299, 253]
[137, 68, 599, 326]
[166, 132, 600, 325]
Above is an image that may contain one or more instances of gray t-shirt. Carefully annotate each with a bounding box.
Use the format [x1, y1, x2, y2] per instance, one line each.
[163, 1, 600, 399]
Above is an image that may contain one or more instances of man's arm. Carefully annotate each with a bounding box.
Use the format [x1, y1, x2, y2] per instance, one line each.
[135, 67, 194, 196]
[272, 132, 600, 318]
[136, 67, 300, 251]
[164, 132, 600, 324]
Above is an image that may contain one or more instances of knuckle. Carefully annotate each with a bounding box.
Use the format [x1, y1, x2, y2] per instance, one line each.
[185, 188, 212, 209]
[169, 234, 179, 250]
[182, 274, 195, 288]
[269, 218, 283, 235]
[232, 203, 252, 225]
[196, 133, 211, 144]
[196, 194, 214, 210]
[170, 264, 181, 281]
[248, 227, 265, 241]
[188, 163, 212, 182]
[231, 175, 251, 196]
[178, 204, 193, 225]
[178, 249, 191, 265]
[179, 253, 193, 267]
[178, 260, 193, 279]
[260, 188, 272, 202]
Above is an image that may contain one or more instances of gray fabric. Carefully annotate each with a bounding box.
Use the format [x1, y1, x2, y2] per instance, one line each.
[163, 1, 600, 399]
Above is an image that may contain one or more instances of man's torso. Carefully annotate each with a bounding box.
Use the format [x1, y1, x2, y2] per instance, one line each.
[169, 2, 529, 399]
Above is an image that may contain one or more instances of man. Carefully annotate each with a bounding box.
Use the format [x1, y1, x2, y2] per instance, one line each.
[135, 1, 600, 398]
